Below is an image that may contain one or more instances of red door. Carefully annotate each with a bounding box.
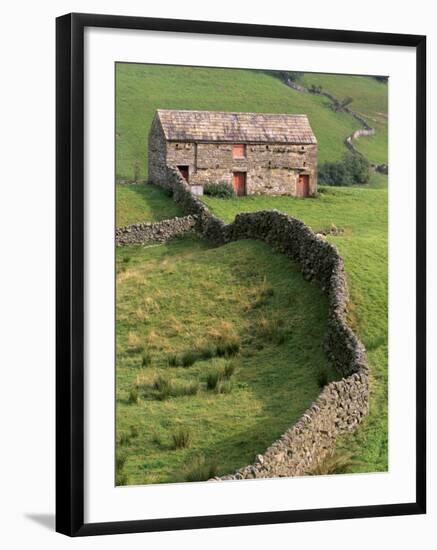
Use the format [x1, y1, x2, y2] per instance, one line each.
[177, 165, 189, 182]
[233, 172, 246, 196]
[297, 174, 309, 197]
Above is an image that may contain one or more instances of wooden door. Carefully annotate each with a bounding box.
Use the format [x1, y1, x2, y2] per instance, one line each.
[177, 165, 189, 182]
[233, 172, 246, 196]
[297, 174, 309, 197]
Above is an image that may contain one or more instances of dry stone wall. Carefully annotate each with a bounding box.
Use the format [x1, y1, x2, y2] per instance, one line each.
[115, 216, 196, 246]
[143, 166, 369, 477]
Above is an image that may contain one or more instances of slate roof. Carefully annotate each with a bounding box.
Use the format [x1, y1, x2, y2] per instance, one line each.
[155, 109, 317, 144]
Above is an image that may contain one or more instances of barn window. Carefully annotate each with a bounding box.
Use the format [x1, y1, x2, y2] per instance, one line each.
[232, 144, 246, 159]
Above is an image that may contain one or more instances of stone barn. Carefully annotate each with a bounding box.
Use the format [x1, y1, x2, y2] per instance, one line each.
[148, 109, 317, 197]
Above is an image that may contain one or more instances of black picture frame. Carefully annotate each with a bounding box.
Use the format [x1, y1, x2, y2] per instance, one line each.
[56, 12, 426, 537]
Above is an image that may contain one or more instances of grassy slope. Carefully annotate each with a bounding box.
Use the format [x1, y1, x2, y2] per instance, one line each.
[116, 183, 183, 226]
[116, 64, 361, 180]
[301, 73, 388, 165]
[115, 65, 389, 477]
[202, 183, 388, 472]
[116, 237, 335, 484]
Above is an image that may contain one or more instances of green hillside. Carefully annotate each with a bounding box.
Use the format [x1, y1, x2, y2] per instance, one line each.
[116, 64, 363, 180]
[301, 72, 388, 164]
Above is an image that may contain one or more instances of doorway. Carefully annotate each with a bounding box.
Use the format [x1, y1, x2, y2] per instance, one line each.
[177, 165, 189, 182]
[232, 171, 246, 196]
[297, 174, 310, 197]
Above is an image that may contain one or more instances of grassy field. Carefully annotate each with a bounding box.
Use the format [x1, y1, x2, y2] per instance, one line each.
[202, 180, 388, 472]
[301, 72, 388, 165]
[116, 237, 336, 484]
[115, 63, 389, 480]
[116, 183, 183, 226]
[116, 64, 363, 180]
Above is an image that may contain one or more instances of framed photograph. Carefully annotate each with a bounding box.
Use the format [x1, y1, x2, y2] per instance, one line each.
[56, 12, 426, 536]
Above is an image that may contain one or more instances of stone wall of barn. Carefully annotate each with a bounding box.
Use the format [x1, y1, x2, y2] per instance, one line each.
[148, 117, 168, 186]
[149, 132, 318, 196]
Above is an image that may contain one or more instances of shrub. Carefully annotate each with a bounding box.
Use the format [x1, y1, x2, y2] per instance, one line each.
[204, 181, 235, 198]
[318, 153, 370, 186]
[343, 153, 371, 184]
[172, 427, 192, 449]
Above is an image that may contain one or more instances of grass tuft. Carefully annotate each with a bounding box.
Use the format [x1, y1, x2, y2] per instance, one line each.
[206, 360, 236, 392]
[118, 432, 131, 446]
[128, 387, 139, 404]
[216, 380, 233, 394]
[181, 350, 197, 368]
[172, 427, 192, 450]
[152, 374, 199, 400]
[206, 370, 220, 391]
[222, 360, 236, 379]
[116, 450, 128, 473]
[180, 455, 219, 482]
[129, 425, 139, 439]
[307, 451, 358, 476]
[215, 337, 240, 357]
[151, 429, 162, 446]
[167, 353, 180, 367]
